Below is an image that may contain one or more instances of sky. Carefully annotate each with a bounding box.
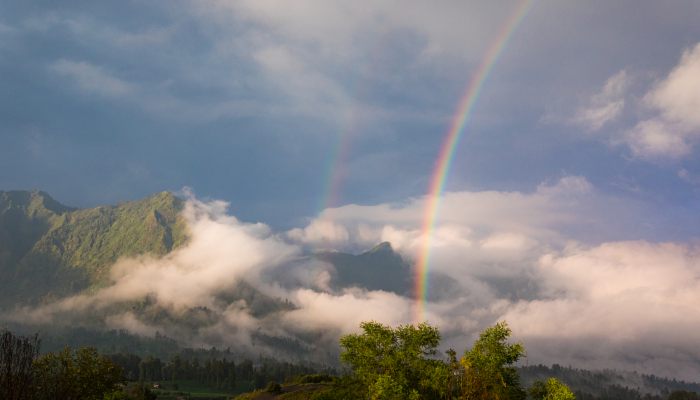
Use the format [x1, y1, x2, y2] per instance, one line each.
[1, 0, 699, 231]
[3, 0, 700, 380]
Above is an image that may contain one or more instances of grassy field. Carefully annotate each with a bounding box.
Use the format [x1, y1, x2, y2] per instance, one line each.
[232, 383, 333, 400]
[142, 379, 256, 399]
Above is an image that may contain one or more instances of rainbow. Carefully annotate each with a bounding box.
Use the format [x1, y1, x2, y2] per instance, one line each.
[317, 110, 357, 212]
[414, 0, 534, 323]
[317, 42, 385, 214]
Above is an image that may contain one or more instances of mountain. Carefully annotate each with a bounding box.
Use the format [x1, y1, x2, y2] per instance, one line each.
[0, 190, 414, 308]
[0, 190, 414, 360]
[315, 242, 411, 295]
[0, 190, 187, 306]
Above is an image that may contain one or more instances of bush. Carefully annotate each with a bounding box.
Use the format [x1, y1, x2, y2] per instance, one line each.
[265, 381, 282, 393]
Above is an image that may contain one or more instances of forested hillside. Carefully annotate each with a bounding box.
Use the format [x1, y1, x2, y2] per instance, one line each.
[519, 364, 700, 400]
[0, 190, 187, 306]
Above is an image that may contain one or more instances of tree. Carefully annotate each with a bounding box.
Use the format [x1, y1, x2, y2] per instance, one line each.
[0, 330, 40, 400]
[529, 378, 575, 400]
[32, 346, 124, 400]
[339, 321, 448, 399]
[460, 321, 526, 400]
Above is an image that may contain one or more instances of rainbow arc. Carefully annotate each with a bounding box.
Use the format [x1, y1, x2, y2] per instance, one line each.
[414, 0, 534, 323]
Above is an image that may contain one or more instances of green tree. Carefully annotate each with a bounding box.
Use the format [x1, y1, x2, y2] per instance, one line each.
[32, 347, 124, 400]
[339, 321, 448, 399]
[529, 378, 575, 400]
[460, 321, 526, 400]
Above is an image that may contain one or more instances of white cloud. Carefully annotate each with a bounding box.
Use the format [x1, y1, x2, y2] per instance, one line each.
[287, 219, 350, 251]
[619, 43, 700, 160]
[623, 119, 691, 159]
[646, 44, 700, 130]
[502, 241, 700, 379]
[283, 289, 416, 335]
[289, 176, 619, 255]
[561, 43, 700, 161]
[573, 70, 628, 131]
[583, 43, 700, 160]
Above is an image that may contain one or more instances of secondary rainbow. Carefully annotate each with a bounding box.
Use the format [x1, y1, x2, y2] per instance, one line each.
[317, 40, 386, 215]
[414, 0, 534, 323]
[317, 110, 357, 213]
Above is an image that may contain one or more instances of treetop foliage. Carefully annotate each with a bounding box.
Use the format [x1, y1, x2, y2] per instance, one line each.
[32, 346, 124, 400]
[338, 320, 541, 400]
[529, 378, 576, 400]
[461, 321, 526, 400]
[340, 321, 446, 399]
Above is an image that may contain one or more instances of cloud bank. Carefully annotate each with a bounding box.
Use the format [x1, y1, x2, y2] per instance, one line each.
[5, 179, 700, 380]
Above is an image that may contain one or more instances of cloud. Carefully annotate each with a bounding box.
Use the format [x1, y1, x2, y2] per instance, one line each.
[552, 42, 700, 161]
[620, 42, 700, 160]
[286, 177, 700, 378]
[646, 44, 700, 130]
[252, 44, 352, 116]
[5, 179, 700, 378]
[621, 119, 691, 159]
[283, 289, 416, 336]
[288, 175, 630, 254]
[184, 0, 530, 125]
[502, 241, 700, 379]
[205, 0, 515, 61]
[570, 43, 700, 160]
[51, 59, 134, 98]
[48, 57, 269, 122]
[572, 70, 628, 131]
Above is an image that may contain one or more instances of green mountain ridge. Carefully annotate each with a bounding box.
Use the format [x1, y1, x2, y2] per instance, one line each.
[0, 190, 188, 306]
[0, 190, 415, 360]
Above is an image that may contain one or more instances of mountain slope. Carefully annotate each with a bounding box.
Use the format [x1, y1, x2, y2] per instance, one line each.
[0, 190, 72, 269]
[315, 242, 411, 295]
[0, 190, 188, 306]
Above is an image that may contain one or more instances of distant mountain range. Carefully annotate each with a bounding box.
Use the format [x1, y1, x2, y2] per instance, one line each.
[0, 190, 187, 307]
[0, 190, 412, 308]
[0, 190, 417, 362]
[2, 190, 700, 396]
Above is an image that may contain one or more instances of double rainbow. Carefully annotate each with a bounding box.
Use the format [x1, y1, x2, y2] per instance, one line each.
[414, 0, 534, 323]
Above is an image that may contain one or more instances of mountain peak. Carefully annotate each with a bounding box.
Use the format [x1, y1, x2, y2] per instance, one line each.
[0, 190, 73, 214]
[0, 189, 189, 306]
[366, 241, 393, 255]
